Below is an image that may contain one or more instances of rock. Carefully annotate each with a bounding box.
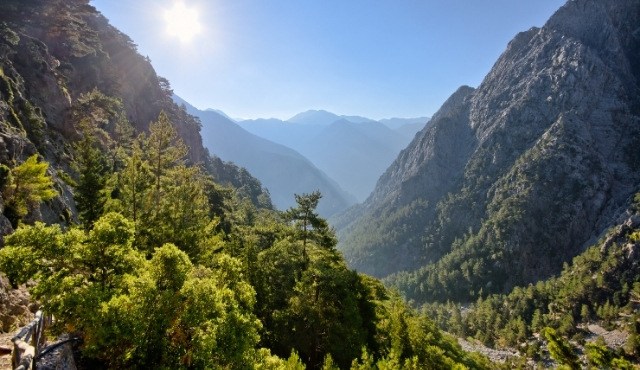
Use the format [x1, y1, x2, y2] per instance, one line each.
[338, 0, 640, 301]
[36, 336, 78, 370]
[0, 274, 32, 333]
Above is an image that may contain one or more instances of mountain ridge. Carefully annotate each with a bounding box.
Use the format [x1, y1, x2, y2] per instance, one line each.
[238, 112, 429, 201]
[337, 0, 640, 302]
[175, 96, 356, 217]
[0, 0, 271, 229]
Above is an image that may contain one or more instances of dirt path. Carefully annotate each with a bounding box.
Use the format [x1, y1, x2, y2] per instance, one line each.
[0, 332, 13, 370]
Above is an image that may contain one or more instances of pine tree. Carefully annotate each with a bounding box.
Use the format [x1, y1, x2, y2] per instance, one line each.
[145, 111, 187, 212]
[285, 190, 336, 252]
[541, 327, 579, 369]
[73, 121, 108, 229]
[2, 154, 56, 227]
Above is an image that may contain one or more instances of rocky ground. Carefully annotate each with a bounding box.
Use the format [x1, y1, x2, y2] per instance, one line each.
[0, 273, 35, 369]
[0, 332, 13, 370]
[457, 337, 519, 363]
[0, 275, 34, 333]
[586, 323, 629, 348]
[458, 322, 631, 367]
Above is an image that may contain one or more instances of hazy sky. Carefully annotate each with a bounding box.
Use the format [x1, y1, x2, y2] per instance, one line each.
[90, 0, 565, 120]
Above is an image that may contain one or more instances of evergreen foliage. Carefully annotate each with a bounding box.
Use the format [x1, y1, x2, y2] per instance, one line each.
[1, 154, 57, 227]
[422, 195, 640, 366]
[72, 121, 108, 229]
[0, 111, 490, 369]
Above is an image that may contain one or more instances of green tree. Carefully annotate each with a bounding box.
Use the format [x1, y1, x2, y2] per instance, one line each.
[541, 327, 579, 369]
[105, 135, 152, 228]
[73, 121, 108, 229]
[585, 337, 612, 368]
[0, 212, 142, 333]
[106, 112, 213, 256]
[146, 110, 188, 211]
[1, 154, 57, 227]
[70, 89, 134, 172]
[580, 304, 589, 322]
[272, 248, 369, 368]
[99, 246, 262, 368]
[284, 190, 336, 255]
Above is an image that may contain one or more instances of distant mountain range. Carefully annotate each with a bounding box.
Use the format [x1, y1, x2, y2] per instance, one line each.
[237, 110, 429, 201]
[174, 97, 356, 217]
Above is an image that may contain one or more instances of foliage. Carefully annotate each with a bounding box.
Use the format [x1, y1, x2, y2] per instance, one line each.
[0, 119, 492, 369]
[284, 190, 336, 249]
[72, 121, 109, 229]
[422, 197, 640, 366]
[0, 213, 141, 333]
[541, 327, 579, 369]
[105, 112, 212, 259]
[1, 154, 57, 227]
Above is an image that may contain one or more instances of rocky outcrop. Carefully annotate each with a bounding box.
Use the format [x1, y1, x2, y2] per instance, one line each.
[0, 274, 33, 333]
[337, 0, 640, 302]
[0, 0, 270, 232]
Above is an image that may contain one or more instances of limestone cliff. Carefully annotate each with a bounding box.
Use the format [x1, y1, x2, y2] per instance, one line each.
[337, 0, 640, 302]
[0, 0, 270, 231]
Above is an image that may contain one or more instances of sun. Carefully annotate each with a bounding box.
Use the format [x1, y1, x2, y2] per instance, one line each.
[164, 2, 202, 43]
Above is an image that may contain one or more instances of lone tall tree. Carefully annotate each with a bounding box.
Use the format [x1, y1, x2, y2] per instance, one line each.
[73, 121, 108, 230]
[285, 191, 336, 252]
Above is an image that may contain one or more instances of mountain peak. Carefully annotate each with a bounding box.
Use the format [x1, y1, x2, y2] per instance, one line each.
[287, 110, 375, 126]
[287, 110, 342, 125]
[337, 0, 640, 303]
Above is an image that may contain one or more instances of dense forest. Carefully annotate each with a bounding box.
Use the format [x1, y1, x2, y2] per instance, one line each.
[423, 193, 640, 368]
[0, 109, 490, 369]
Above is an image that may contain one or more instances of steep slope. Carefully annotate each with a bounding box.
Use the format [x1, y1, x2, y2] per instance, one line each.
[0, 0, 270, 229]
[239, 114, 416, 201]
[305, 119, 411, 201]
[337, 0, 640, 303]
[176, 98, 355, 217]
[379, 117, 430, 142]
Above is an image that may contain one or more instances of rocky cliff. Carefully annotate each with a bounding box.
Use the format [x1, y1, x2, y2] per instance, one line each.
[337, 0, 640, 302]
[0, 0, 270, 232]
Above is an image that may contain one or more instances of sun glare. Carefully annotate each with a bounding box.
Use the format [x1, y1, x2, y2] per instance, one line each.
[164, 2, 202, 43]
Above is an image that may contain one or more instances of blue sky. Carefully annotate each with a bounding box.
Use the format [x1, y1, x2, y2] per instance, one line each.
[90, 0, 565, 120]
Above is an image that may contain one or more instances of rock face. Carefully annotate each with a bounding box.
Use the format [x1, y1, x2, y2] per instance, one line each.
[0, 0, 271, 232]
[0, 274, 33, 332]
[337, 0, 640, 302]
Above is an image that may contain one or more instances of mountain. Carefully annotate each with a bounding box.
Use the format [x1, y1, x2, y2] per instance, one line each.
[379, 117, 430, 140]
[287, 109, 374, 126]
[304, 119, 410, 202]
[175, 97, 355, 217]
[0, 0, 270, 230]
[205, 108, 235, 121]
[237, 118, 323, 151]
[239, 113, 424, 201]
[336, 0, 640, 303]
[0, 3, 495, 369]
